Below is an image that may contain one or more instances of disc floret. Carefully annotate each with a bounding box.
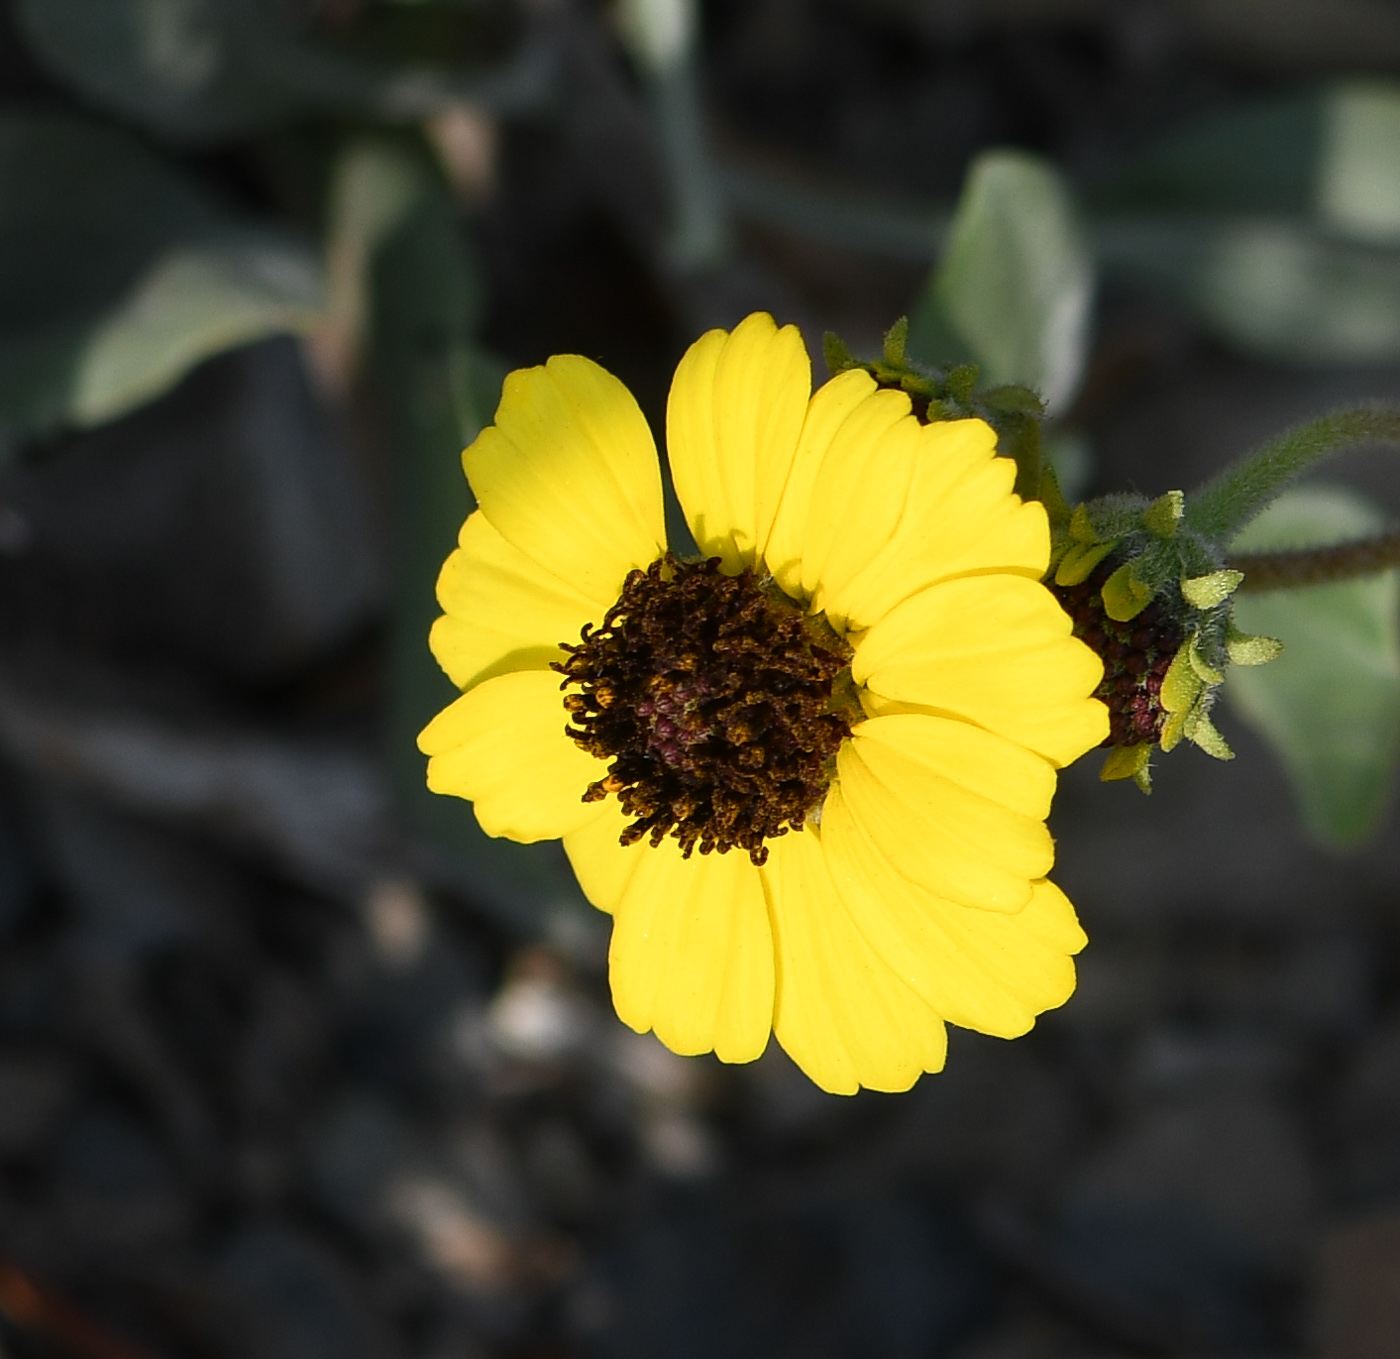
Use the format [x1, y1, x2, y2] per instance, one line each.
[554, 555, 855, 865]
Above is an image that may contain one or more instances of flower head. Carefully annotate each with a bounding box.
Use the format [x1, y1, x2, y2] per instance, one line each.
[419, 313, 1108, 1094]
[1049, 492, 1283, 791]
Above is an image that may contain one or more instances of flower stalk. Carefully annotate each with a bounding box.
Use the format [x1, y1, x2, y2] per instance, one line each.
[1185, 405, 1400, 543]
[1230, 530, 1400, 592]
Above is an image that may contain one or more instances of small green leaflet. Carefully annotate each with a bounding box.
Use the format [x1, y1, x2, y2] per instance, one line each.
[1226, 484, 1400, 847]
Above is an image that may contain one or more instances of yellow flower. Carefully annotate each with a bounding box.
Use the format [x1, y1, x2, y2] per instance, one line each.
[419, 313, 1108, 1094]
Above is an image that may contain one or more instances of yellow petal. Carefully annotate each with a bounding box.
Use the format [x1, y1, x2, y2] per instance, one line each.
[418, 670, 604, 842]
[821, 422, 1051, 631]
[562, 799, 642, 916]
[822, 785, 1085, 1037]
[666, 313, 811, 573]
[800, 388, 922, 608]
[430, 511, 605, 691]
[763, 367, 877, 597]
[609, 841, 774, 1064]
[464, 355, 665, 601]
[852, 712, 1058, 820]
[836, 723, 1052, 914]
[853, 574, 1108, 767]
[761, 827, 946, 1095]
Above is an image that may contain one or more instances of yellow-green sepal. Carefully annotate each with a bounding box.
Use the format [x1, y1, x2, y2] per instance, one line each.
[1182, 569, 1244, 609]
[1101, 742, 1153, 792]
[1069, 503, 1098, 545]
[1055, 538, 1118, 587]
[1225, 623, 1283, 666]
[1186, 708, 1235, 761]
[1188, 635, 1225, 685]
[1161, 647, 1203, 714]
[1102, 561, 1154, 621]
[1142, 489, 1184, 539]
[1159, 705, 1189, 752]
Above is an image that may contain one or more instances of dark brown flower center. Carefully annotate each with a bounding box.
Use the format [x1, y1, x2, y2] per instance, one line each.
[553, 555, 854, 865]
[1053, 563, 1184, 748]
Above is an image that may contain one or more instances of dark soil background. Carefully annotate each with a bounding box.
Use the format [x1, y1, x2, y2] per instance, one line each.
[2, 2, 1400, 1357]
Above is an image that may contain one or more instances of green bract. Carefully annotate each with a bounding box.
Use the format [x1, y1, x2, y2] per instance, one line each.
[1048, 485, 1281, 786]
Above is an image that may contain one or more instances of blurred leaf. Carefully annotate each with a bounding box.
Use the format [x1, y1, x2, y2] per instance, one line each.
[718, 161, 948, 263]
[1093, 92, 1321, 218]
[1099, 217, 1400, 363]
[909, 150, 1093, 416]
[1316, 82, 1400, 241]
[1225, 485, 1400, 847]
[0, 114, 323, 443]
[308, 139, 431, 395]
[73, 233, 323, 428]
[1097, 81, 1400, 239]
[1094, 82, 1400, 362]
[1045, 428, 1094, 502]
[354, 135, 580, 930]
[17, 0, 549, 145]
[18, 0, 298, 144]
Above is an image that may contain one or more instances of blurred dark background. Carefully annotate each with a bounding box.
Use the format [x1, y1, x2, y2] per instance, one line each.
[4, 2, 1400, 1357]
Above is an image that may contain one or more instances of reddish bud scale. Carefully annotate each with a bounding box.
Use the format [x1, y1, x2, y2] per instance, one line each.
[1051, 565, 1184, 747]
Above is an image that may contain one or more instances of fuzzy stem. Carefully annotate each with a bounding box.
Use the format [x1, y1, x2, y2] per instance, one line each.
[1231, 530, 1400, 592]
[1185, 405, 1400, 544]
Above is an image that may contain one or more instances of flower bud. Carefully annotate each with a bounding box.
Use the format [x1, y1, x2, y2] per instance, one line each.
[1048, 488, 1281, 791]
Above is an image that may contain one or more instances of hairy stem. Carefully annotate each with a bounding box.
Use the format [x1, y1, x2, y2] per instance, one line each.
[1231, 530, 1400, 592]
[1185, 405, 1400, 544]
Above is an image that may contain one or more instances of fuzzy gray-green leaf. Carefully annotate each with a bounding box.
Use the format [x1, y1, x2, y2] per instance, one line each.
[909, 150, 1093, 415]
[0, 114, 323, 444]
[1226, 484, 1400, 847]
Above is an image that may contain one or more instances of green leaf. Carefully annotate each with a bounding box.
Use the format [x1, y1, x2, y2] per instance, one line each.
[17, 0, 547, 145]
[1226, 485, 1400, 847]
[0, 114, 324, 443]
[18, 0, 305, 141]
[313, 135, 436, 391]
[1099, 217, 1400, 364]
[1094, 82, 1400, 363]
[72, 233, 323, 427]
[1094, 90, 1320, 217]
[908, 150, 1093, 415]
[1097, 80, 1400, 238]
[1315, 82, 1400, 240]
[616, 0, 695, 74]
